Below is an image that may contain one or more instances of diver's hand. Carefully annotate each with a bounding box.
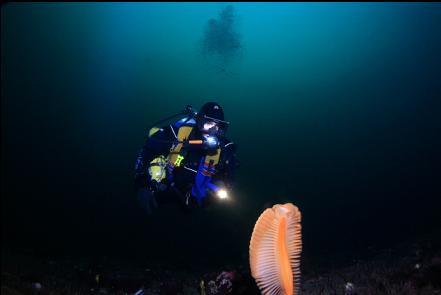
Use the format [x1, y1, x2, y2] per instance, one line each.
[136, 188, 158, 215]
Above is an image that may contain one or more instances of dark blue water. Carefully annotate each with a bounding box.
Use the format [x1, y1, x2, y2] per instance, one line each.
[2, 3, 440, 271]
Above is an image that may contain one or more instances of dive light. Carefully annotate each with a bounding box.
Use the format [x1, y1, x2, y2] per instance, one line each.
[216, 189, 228, 199]
[207, 182, 229, 200]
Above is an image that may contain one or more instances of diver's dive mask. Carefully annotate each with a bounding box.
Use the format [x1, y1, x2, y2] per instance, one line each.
[200, 120, 222, 150]
[202, 121, 217, 133]
[199, 115, 229, 137]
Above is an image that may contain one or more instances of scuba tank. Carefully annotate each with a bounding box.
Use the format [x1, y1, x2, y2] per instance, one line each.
[144, 105, 197, 184]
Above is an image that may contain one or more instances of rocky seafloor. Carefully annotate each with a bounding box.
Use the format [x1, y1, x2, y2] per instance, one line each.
[2, 233, 441, 295]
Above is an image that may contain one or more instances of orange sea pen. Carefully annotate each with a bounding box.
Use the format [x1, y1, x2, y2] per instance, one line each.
[249, 203, 302, 295]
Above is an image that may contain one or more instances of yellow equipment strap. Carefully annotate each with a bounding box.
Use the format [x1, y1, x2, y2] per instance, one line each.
[204, 150, 221, 167]
[167, 125, 221, 167]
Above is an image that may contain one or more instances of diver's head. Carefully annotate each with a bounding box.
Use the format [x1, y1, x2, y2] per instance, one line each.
[196, 102, 228, 136]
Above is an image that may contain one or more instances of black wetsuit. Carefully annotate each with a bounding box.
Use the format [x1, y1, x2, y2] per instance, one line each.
[134, 121, 237, 210]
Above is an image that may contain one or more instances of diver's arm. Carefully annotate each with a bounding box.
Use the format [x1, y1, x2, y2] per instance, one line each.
[216, 142, 238, 190]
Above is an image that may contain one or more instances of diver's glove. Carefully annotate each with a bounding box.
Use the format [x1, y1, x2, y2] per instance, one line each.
[136, 187, 158, 215]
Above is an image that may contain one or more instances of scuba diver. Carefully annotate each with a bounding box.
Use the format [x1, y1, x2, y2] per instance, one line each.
[134, 102, 238, 214]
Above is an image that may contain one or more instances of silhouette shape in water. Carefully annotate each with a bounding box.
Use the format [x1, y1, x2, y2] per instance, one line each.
[202, 5, 241, 62]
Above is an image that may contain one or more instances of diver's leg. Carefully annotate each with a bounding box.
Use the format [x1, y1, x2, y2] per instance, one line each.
[136, 188, 157, 215]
